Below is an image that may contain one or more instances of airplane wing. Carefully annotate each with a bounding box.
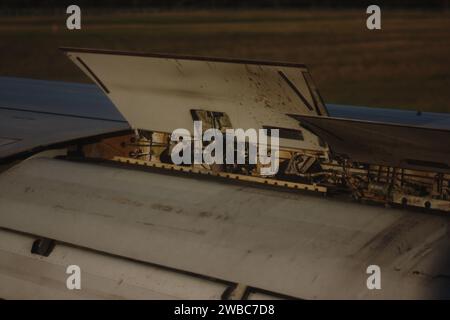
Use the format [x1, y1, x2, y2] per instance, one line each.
[1, 53, 450, 299]
[1, 156, 450, 299]
[327, 104, 450, 130]
[289, 114, 450, 172]
[0, 77, 129, 161]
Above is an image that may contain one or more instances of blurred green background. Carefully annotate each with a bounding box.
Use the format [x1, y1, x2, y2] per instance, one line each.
[1, 8, 449, 112]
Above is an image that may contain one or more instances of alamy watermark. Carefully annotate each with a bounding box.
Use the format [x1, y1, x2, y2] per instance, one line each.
[64, 5, 381, 32]
[367, 5, 382, 30]
[66, 5, 81, 30]
[170, 121, 280, 176]
[366, 265, 381, 290]
[66, 265, 81, 290]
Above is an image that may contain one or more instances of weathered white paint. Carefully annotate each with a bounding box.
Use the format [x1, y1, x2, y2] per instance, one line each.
[0, 228, 227, 300]
[63, 49, 326, 151]
[1, 157, 450, 299]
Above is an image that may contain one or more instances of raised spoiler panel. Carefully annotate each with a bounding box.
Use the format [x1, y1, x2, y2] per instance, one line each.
[289, 114, 450, 172]
[61, 47, 328, 151]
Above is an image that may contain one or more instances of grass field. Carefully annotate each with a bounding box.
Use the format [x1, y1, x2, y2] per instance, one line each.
[1, 10, 450, 112]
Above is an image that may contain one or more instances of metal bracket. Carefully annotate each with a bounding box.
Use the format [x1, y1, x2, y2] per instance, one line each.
[31, 238, 56, 257]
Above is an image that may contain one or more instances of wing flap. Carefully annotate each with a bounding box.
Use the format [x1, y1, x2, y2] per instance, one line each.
[290, 114, 450, 172]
